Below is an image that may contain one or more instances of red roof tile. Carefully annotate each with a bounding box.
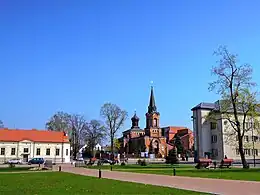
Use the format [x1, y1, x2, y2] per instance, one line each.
[0, 128, 70, 143]
[167, 126, 188, 133]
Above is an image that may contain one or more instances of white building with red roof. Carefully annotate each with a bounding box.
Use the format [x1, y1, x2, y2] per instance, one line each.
[0, 128, 71, 163]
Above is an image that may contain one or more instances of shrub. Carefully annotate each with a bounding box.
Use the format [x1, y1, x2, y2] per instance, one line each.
[140, 160, 147, 166]
[137, 159, 142, 165]
[8, 163, 15, 168]
[166, 148, 179, 164]
[121, 162, 126, 166]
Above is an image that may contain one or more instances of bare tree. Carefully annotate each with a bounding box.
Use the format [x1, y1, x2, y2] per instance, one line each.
[208, 45, 259, 168]
[0, 120, 4, 128]
[100, 103, 127, 159]
[45, 111, 71, 134]
[69, 114, 88, 160]
[46, 112, 88, 160]
[84, 120, 106, 156]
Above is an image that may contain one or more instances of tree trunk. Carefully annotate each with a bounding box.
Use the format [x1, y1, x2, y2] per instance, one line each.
[73, 143, 77, 160]
[111, 136, 114, 161]
[238, 133, 248, 168]
[91, 146, 94, 157]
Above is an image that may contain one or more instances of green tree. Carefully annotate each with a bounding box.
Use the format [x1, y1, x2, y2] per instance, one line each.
[174, 134, 184, 154]
[100, 103, 128, 159]
[166, 147, 179, 164]
[208, 46, 259, 168]
[114, 138, 121, 152]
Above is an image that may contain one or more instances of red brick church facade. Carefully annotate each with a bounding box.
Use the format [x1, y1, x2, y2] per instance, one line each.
[119, 86, 194, 158]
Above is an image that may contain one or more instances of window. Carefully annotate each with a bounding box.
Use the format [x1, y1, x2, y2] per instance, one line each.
[46, 148, 50, 156]
[244, 149, 250, 156]
[212, 149, 218, 157]
[211, 135, 217, 143]
[153, 119, 157, 127]
[56, 148, 60, 156]
[66, 149, 69, 156]
[0, 148, 5, 155]
[245, 122, 249, 129]
[210, 122, 217, 130]
[252, 136, 258, 142]
[24, 148, 29, 153]
[252, 149, 258, 156]
[11, 148, 16, 155]
[244, 136, 249, 142]
[36, 148, 40, 156]
[236, 148, 240, 155]
[254, 122, 260, 129]
[245, 122, 253, 129]
[224, 120, 228, 125]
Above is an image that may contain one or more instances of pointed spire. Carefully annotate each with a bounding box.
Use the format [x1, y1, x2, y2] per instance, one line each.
[148, 84, 157, 113]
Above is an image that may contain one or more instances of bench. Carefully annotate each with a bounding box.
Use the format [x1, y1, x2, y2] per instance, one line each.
[219, 159, 233, 168]
[195, 158, 212, 169]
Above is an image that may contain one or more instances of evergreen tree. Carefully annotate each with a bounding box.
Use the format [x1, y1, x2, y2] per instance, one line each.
[166, 147, 179, 164]
[174, 134, 184, 154]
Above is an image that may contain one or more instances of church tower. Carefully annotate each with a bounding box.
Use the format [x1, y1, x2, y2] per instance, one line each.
[131, 111, 139, 129]
[145, 86, 162, 137]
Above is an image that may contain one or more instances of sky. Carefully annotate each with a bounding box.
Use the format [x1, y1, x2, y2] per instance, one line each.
[1, 0, 260, 134]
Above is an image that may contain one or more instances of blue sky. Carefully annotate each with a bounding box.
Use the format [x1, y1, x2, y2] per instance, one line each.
[1, 1, 260, 133]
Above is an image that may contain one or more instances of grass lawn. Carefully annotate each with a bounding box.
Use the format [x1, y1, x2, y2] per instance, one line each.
[86, 164, 260, 181]
[0, 167, 32, 172]
[0, 172, 208, 195]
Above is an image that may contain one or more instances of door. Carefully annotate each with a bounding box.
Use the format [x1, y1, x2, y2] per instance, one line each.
[23, 154, 28, 162]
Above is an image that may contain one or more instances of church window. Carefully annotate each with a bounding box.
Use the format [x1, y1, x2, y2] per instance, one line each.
[153, 118, 157, 127]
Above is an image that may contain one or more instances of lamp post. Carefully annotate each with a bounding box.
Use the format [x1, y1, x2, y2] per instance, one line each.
[250, 116, 256, 167]
[54, 146, 57, 164]
[252, 125, 256, 167]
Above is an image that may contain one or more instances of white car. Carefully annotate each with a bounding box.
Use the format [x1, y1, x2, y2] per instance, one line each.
[7, 159, 22, 164]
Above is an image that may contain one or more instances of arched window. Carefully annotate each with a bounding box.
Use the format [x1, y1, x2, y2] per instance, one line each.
[153, 118, 157, 127]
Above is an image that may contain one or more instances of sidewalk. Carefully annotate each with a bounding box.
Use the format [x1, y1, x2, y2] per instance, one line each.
[58, 164, 260, 195]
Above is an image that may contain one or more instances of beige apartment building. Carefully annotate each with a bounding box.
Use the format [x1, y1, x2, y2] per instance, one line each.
[192, 101, 260, 162]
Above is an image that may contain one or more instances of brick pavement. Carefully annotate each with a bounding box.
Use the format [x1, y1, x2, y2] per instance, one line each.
[57, 164, 260, 195]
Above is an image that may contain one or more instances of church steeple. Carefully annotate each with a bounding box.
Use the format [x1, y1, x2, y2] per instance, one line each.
[148, 86, 157, 114]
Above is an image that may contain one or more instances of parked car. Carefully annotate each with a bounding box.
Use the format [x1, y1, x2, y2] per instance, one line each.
[28, 158, 45, 165]
[7, 159, 22, 164]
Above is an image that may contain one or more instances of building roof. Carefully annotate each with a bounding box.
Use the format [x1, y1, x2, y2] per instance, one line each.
[192, 100, 260, 113]
[0, 128, 70, 143]
[123, 128, 144, 134]
[162, 126, 191, 134]
[191, 102, 217, 111]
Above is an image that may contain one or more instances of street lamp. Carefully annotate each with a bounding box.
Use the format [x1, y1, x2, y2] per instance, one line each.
[250, 117, 256, 167]
[252, 124, 256, 167]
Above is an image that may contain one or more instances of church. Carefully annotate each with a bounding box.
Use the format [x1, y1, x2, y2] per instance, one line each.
[119, 86, 167, 158]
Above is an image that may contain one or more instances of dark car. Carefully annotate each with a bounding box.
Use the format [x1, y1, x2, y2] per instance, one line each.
[28, 158, 45, 165]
